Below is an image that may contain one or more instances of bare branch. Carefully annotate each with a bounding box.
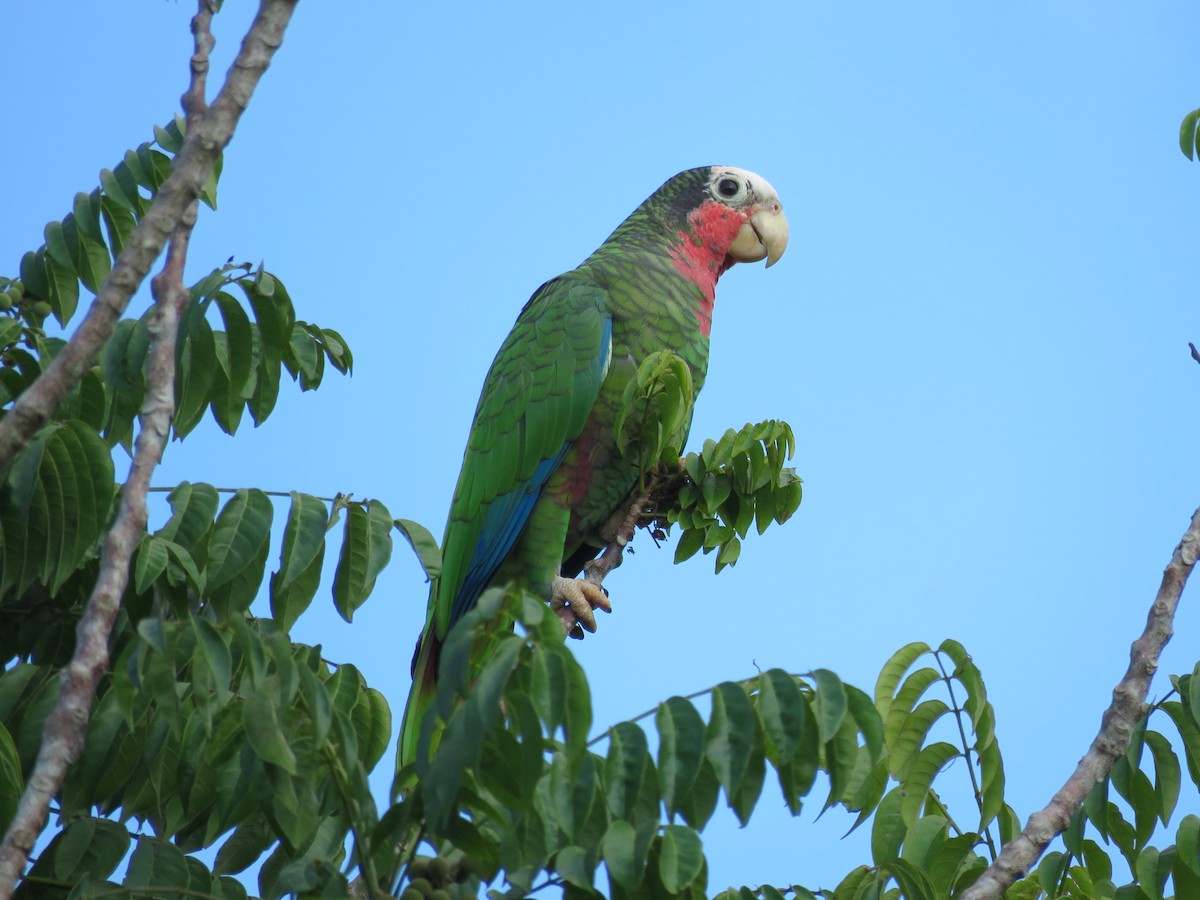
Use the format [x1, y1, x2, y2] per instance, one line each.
[0, 3, 294, 893]
[0, 0, 297, 469]
[960, 505, 1200, 900]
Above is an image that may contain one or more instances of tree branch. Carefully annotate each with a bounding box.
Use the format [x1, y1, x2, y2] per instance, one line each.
[0, 3, 294, 893]
[960, 504, 1200, 900]
[0, 0, 297, 470]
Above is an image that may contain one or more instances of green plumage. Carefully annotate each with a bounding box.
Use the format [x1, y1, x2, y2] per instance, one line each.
[398, 166, 785, 772]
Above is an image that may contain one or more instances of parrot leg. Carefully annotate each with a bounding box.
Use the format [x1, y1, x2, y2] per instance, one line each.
[551, 576, 612, 640]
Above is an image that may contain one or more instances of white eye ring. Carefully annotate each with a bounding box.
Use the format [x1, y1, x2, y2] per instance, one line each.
[714, 175, 743, 200]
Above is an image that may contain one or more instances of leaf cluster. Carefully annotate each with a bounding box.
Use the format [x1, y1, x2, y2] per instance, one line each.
[385, 586, 882, 899]
[669, 420, 802, 573]
[1, 617, 388, 899]
[11, 116, 218, 335]
[0, 121, 392, 900]
[0, 116, 356, 667]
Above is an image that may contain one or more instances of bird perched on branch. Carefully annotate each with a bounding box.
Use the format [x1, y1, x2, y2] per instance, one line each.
[399, 166, 788, 770]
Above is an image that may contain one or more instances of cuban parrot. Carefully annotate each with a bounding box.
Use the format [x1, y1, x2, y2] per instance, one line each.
[398, 165, 788, 770]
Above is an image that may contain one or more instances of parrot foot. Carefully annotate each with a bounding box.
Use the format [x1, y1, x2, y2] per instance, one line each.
[551, 576, 612, 640]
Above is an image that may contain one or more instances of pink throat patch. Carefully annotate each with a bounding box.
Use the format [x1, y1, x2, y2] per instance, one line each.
[667, 200, 746, 337]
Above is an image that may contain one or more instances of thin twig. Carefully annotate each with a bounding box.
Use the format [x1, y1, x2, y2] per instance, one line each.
[0, 0, 297, 470]
[146, 485, 363, 506]
[0, 4, 297, 894]
[960, 505, 1200, 900]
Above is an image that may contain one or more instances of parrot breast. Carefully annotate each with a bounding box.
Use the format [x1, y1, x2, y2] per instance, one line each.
[667, 199, 749, 337]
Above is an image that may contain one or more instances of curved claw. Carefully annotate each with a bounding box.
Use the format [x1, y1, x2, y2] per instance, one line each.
[551, 575, 612, 638]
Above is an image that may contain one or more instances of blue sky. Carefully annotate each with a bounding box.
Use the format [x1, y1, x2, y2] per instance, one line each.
[5, 1, 1200, 893]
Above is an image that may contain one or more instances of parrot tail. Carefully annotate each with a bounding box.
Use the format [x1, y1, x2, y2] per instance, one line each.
[396, 632, 441, 779]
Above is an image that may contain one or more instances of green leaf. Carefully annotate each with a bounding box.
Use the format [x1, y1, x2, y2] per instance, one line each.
[332, 499, 393, 622]
[46, 255, 79, 324]
[163, 539, 204, 592]
[845, 683, 884, 765]
[706, 681, 755, 804]
[1142, 729, 1179, 825]
[730, 728, 765, 825]
[714, 533, 741, 572]
[529, 644, 567, 737]
[269, 491, 329, 630]
[1036, 854, 1065, 897]
[174, 302, 218, 438]
[243, 690, 297, 774]
[125, 835, 190, 896]
[977, 721, 1006, 833]
[677, 758, 721, 830]
[213, 291, 254, 400]
[21, 817, 132, 891]
[884, 857, 937, 900]
[284, 326, 322, 387]
[352, 687, 392, 770]
[871, 787, 906, 865]
[885, 667, 941, 750]
[902, 815, 948, 870]
[673, 526, 705, 564]
[823, 714, 860, 810]
[134, 535, 170, 595]
[549, 751, 598, 844]
[811, 668, 848, 744]
[0, 720, 20, 831]
[603, 819, 644, 891]
[423, 634, 521, 828]
[1177, 814, 1200, 874]
[1189, 661, 1200, 726]
[756, 668, 808, 766]
[875, 642, 932, 718]
[157, 481, 219, 551]
[1181, 108, 1200, 160]
[900, 742, 960, 826]
[395, 517, 442, 581]
[888, 699, 949, 780]
[555, 845, 593, 889]
[656, 696, 706, 819]
[1161, 700, 1200, 790]
[206, 488, 274, 617]
[191, 616, 232, 705]
[606, 721, 650, 820]
[658, 824, 704, 893]
[1135, 845, 1170, 900]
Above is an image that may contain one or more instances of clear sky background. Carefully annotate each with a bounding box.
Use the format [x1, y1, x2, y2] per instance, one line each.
[4, 1, 1200, 894]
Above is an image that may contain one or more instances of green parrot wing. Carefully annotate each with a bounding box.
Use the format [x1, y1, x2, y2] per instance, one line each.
[434, 274, 612, 636]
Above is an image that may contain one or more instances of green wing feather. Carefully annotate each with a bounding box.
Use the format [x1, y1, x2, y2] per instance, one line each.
[434, 275, 612, 636]
[398, 275, 611, 774]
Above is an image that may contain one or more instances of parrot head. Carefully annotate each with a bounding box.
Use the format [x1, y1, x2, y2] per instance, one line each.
[703, 166, 789, 268]
[626, 165, 788, 285]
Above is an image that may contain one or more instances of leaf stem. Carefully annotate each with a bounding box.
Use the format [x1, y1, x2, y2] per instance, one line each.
[935, 652, 997, 859]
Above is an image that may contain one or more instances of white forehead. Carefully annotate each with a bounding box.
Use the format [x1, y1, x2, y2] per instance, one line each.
[710, 166, 780, 200]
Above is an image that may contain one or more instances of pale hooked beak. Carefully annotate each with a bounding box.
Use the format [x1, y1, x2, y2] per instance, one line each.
[728, 199, 789, 268]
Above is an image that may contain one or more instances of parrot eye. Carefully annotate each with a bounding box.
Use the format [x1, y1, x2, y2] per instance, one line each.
[715, 176, 742, 200]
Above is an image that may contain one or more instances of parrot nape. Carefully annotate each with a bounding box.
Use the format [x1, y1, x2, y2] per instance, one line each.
[398, 166, 788, 771]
